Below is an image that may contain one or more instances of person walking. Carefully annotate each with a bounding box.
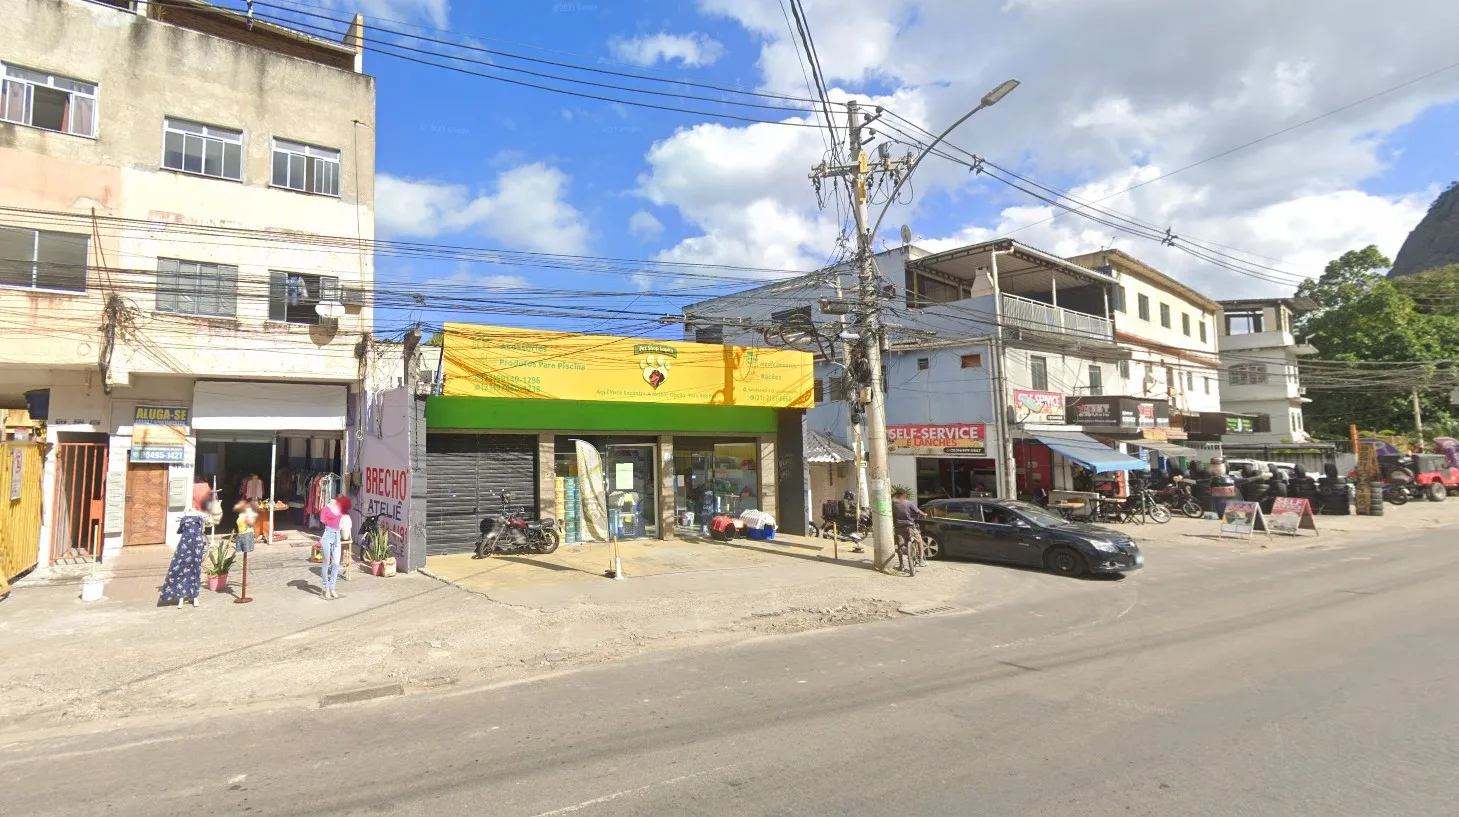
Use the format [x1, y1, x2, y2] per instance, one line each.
[317, 495, 351, 600]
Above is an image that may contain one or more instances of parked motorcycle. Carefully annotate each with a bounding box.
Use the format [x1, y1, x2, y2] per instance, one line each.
[1152, 477, 1203, 519]
[1384, 482, 1422, 506]
[818, 493, 870, 541]
[474, 490, 561, 557]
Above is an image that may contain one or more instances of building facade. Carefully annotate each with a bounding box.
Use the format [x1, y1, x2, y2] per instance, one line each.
[1216, 297, 1318, 445]
[419, 324, 813, 554]
[684, 240, 1245, 503]
[0, 0, 375, 569]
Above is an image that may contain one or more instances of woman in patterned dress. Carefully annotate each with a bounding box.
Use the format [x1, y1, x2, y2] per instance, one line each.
[161, 483, 213, 608]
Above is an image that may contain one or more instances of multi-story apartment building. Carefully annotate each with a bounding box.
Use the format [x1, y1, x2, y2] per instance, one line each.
[1215, 297, 1319, 448]
[0, 0, 375, 569]
[684, 240, 1241, 504]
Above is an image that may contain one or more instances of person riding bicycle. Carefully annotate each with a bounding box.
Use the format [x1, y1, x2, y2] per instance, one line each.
[891, 486, 926, 572]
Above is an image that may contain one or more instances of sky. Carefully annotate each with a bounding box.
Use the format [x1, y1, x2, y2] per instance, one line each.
[256, 0, 1459, 339]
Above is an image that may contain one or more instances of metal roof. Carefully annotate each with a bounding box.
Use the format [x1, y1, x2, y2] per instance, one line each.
[805, 429, 856, 463]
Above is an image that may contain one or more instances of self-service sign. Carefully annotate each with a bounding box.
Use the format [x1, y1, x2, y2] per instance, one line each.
[888, 424, 987, 456]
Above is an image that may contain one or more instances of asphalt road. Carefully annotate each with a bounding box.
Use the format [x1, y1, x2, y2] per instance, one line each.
[5, 530, 1458, 817]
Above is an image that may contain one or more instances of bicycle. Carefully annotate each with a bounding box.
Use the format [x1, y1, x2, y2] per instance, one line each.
[1124, 488, 1172, 524]
[895, 524, 927, 576]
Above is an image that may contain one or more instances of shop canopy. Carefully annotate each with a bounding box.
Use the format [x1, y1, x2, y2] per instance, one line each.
[1136, 440, 1209, 462]
[1034, 432, 1149, 473]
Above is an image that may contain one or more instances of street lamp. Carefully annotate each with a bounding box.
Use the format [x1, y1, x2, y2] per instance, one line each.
[869, 78, 1020, 240]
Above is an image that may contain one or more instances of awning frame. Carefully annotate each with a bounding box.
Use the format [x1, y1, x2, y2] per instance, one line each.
[1034, 432, 1149, 473]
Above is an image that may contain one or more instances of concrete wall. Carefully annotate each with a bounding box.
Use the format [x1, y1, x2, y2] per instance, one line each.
[0, 0, 376, 393]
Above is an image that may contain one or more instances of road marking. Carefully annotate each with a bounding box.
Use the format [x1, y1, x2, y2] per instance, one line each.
[0, 734, 190, 767]
[526, 763, 742, 816]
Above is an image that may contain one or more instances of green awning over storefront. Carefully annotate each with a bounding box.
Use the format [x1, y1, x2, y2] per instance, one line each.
[426, 396, 782, 434]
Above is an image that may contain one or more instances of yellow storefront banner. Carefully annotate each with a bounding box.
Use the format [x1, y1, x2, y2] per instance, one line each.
[442, 323, 815, 408]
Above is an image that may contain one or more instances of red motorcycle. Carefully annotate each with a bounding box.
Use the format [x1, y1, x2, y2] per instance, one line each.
[1152, 477, 1203, 518]
[474, 490, 560, 558]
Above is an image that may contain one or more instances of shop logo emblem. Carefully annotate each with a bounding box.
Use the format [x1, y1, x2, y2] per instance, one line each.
[634, 344, 677, 391]
[640, 353, 671, 390]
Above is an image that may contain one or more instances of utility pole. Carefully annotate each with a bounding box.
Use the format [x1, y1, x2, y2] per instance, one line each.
[809, 99, 907, 573]
[830, 274, 870, 511]
[1412, 388, 1424, 440]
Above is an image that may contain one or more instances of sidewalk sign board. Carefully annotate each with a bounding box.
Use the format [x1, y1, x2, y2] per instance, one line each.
[1219, 501, 1269, 540]
[1269, 497, 1318, 536]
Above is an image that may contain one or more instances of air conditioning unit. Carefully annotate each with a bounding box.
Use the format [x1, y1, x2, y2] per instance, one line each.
[342, 287, 366, 307]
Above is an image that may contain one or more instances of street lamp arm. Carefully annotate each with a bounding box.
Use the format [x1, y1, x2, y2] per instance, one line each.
[869, 102, 985, 242]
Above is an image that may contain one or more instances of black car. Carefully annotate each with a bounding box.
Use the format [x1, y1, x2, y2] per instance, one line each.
[917, 498, 1143, 577]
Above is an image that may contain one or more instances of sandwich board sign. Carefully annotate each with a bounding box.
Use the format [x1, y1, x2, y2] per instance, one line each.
[1219, 501, 1269, 540]
[1269, 497, 1318, 536]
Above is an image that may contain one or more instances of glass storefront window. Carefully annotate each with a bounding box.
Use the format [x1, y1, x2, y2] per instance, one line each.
[672, 439, 760, 531]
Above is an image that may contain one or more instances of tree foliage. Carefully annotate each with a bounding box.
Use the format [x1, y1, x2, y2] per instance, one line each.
[1295, 247, 1459, 438]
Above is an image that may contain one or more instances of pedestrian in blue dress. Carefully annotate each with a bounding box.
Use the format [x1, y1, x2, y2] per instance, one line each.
[161, 483, 212, 608]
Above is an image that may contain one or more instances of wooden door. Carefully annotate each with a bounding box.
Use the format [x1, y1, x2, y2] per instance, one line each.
[124, 463, 169, 546]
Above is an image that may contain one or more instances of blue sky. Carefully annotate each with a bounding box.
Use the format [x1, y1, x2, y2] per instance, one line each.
[247, 0, 1459, 339]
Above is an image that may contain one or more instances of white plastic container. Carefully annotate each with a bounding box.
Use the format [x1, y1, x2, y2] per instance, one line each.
[80, 577, 105, 602]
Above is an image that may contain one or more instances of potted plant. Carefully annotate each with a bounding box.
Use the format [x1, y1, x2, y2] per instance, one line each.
[204, 539, 236, 592]
[365, 527, 392, 577]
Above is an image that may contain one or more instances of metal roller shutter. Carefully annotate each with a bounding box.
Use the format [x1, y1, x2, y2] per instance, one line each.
[426, 433, 537, 555]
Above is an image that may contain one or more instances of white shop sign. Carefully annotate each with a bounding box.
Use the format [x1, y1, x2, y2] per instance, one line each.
[192, 381, 347, 431]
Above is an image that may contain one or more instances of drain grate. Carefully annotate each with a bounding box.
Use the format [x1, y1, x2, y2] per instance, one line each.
[899, 603, 959, 616]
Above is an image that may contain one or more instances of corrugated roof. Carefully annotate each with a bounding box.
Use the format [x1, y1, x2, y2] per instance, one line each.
[805, 429, 855, 463]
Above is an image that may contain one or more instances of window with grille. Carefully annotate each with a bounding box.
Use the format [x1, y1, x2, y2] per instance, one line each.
[916, 357, 929, 371]
[1117, 359, 1130, 378]
[1030, 356, 1048, 391]
[1, 63, 97, 137]
[163, 117, 243, 180]
[0, 225, 88, 292]
[1111, 286, 1127, 313]
[156, 258, 237, 318]
[1228, 363, 1268, 385]
[1160, 303, 1171, 329]
[271, 138, 341, 196]
[1137, 294, 1150, 321]
[1088, 365, 1103, 395]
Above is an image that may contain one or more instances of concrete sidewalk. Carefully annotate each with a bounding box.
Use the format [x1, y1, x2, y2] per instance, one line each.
[0, 530, 982, 735]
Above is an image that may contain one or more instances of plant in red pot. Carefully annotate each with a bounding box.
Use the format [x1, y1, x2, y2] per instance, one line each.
[365, 527, 394, 577]
[204, 539, 236, 592]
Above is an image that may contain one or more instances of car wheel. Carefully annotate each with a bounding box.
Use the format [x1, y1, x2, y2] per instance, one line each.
[922, 535, 942, 560]
[1046, 546, 1086, 578]
[1426, 481, 1447, 502]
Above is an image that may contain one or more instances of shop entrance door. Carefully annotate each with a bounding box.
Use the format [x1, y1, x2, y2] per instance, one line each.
[605, 444, 656, 538]
[124, 462, 169, 546]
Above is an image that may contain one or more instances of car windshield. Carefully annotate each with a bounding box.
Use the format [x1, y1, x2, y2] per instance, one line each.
[1000, 501, 1070, 528]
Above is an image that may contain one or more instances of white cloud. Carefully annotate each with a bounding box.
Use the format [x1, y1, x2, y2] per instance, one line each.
[627, 210, 664, 240]
[636, 0, 1459, 292]
[330, 0, 450, 28]
[609, 32, 725, 68]
[377, 163, 590, 255]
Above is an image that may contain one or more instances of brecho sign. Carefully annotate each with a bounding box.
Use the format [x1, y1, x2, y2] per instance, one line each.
[888, 424, 987, 456]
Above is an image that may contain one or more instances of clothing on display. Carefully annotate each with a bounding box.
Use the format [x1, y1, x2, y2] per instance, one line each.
[236, 506, 259, 553]
[241, 474, 265, 502]
[161, 512, 207, 602]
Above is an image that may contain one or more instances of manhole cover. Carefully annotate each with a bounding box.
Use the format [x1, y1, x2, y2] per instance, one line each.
[899, 603, 959, 616]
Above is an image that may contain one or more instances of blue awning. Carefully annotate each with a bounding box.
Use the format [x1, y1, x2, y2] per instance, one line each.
[1035, 433, 1149, 473]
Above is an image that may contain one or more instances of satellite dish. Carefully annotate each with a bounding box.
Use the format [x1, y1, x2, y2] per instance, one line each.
[315, 300, 345, 319]
[900, 224, 912, 246]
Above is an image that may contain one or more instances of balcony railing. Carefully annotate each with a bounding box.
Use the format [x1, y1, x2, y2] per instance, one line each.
[1000, 293, 1112, 341]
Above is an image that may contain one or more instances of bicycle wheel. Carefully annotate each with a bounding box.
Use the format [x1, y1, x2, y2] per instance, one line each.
[1149, 502, 1172, 524]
